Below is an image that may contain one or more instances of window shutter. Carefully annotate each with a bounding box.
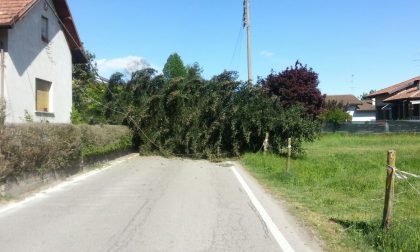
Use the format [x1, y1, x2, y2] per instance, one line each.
[36, 79, 51, 112]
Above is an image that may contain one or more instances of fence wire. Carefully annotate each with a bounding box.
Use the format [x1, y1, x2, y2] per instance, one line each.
[388, 165, 420, 195]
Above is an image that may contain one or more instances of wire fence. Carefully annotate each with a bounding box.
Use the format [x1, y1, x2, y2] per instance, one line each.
[323, 121, 420, 133]
[391, 166, 420, 195]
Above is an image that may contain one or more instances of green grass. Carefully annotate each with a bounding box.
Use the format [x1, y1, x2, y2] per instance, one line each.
[241, 133, 420, 251]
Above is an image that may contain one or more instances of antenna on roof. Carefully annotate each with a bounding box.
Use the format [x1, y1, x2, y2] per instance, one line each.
[349, 74, 356, 93]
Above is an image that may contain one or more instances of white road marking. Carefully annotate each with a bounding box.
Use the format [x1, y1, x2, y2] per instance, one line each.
[0, 154, 138, 215]
[230, 165, 295, 252]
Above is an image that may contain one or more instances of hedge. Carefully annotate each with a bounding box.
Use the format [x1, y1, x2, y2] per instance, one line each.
[0, 124, 132, 180]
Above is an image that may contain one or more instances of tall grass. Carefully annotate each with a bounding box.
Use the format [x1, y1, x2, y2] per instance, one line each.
[242, 133, 420, 251]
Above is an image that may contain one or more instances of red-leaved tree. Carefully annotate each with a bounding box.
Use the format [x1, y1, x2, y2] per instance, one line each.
[259, 61, 324, 117]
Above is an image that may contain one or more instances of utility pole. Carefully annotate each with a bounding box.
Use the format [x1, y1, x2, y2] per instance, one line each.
[244, 0, 253, 87]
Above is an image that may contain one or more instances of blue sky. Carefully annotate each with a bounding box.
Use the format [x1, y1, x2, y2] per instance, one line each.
[68, 0, 420, 96]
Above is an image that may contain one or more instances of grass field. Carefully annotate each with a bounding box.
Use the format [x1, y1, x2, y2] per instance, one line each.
[241, 133, 420, 251]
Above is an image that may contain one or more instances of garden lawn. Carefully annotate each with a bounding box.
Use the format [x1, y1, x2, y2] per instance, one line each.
[241, 133, 420, 252]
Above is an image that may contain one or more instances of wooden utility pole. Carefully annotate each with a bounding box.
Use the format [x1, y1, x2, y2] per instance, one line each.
[263, 132, 269, 154]
[382, 150, 396, 229]
[244, 0, 253, 87]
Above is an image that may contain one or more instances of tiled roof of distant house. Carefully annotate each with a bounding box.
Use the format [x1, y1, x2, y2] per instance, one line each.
[366, 76, 420, 98]
[358, 100, 376, 111]
[384, 87, 420, 102]
[0, 0, 86, 63]
[325, 95, 363, 106]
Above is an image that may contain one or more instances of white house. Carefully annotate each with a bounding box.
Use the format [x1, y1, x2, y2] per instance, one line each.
[352, 100, 376, 122]
[0, 0, 86, 123]
[325, 95, 376, 122]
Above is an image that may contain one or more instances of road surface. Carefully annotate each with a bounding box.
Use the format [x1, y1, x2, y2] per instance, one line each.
[0, 155, 322, 252]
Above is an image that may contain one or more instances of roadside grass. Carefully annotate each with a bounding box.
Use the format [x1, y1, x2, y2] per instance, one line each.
[241, 133, 420, 251]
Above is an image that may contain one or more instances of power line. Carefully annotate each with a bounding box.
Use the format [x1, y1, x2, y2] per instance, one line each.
[44, 1, 85, 54]
[229, 22, 244, 70]
[77, 85, 166, 155]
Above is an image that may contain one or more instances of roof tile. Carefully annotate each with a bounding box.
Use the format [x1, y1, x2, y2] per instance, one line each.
[367, 76, 420, 97]
[325, 95, 363, 106]
[0, 0, 37, 26]
[0, 0, 86, 63]
[358, 101, 376, 111]
[384, 86, 420, 102]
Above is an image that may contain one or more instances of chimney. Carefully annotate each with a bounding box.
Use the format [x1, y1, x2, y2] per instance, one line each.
[416, 80, 420, 91]
[372, 98, 376, 106]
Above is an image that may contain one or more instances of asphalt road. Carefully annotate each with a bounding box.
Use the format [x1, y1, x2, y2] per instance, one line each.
[0, 155, 322, 252]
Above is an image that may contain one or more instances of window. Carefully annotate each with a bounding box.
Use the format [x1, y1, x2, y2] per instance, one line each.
[36, 79, 51, 112]
[41, 16, 48, 42]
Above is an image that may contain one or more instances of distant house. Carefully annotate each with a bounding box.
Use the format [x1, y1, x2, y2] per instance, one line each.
[325, 95, 375, 121]
[0, 0, 86, 123]
[366, 76, 420, 120]
[353, 100, 376, 122]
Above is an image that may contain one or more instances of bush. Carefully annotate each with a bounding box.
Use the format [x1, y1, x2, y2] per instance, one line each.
[320, 108, 352, 131]
[0, 124, 132, 180]
[259, 61, 324, 117]
[78, 125, 132, 158]
[0, 124, 81, 180]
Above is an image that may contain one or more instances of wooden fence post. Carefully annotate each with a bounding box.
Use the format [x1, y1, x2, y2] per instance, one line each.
[382, 150, 396, 229]
[286, 138, 291, 172]
[263, 132, 269, 154]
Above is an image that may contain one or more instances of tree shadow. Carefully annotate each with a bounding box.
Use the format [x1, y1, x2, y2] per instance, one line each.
[330, 218, 377, 235]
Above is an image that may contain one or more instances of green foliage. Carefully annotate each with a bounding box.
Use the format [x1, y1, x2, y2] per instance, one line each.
[242, 133, 420, 251]
[104, 72, 127, 124]
[321, 108, 352, 127]
[320, 100, 352, 132]
[77, 125, 132, 158]
[163, 53, 187, 80]
[359, 89, 377, 100]
[73, 53, 322, 157]
[126, 70, 320, 157]
[23, 110, 33, 122]
[185, 62, 203, 80]
[72, 81, 107, 124]
[70, 105, 84, 124]
[72, 51, 117, 124]
[72, 51, 98, 83]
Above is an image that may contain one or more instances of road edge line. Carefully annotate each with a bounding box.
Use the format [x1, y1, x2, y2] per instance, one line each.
[230, 165, 295, 252]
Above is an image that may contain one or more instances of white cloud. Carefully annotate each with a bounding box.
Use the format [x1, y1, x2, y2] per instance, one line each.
[259, 50, 275, 58]
[96, 56, 154, 78]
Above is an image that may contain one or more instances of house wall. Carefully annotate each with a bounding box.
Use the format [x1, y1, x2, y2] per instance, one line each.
[346, 106, 356, 117]
[352, 111, 376, 122]
[373, 94, 390, 120]
[3, 0, 72, 123]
